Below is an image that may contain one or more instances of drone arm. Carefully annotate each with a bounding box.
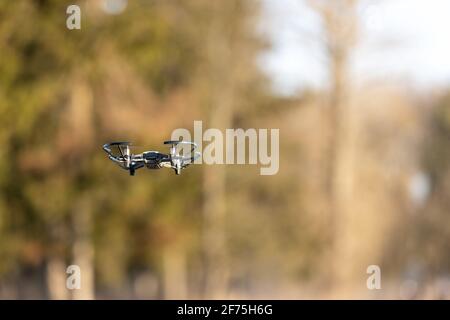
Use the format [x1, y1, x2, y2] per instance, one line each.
[107, 154, 125, 166]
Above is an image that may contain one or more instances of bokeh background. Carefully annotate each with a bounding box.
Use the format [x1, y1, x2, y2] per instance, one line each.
[1, 0, 450, 299]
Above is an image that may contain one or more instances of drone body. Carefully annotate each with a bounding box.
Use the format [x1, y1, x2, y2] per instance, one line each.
[102, 140, 199, 175]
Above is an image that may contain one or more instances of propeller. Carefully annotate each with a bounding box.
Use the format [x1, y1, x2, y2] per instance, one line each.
[163, 139, 200, 174]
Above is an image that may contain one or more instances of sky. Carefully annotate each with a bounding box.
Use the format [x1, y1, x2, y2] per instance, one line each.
[260, 0, 450, 95]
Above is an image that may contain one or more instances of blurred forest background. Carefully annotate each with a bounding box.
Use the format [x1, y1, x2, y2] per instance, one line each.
[0, 0, 450, 299]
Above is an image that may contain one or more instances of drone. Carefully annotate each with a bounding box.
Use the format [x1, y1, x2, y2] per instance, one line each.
[102, 140, 200, 175]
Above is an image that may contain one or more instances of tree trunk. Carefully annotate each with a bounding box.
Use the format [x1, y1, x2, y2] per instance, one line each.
[202, 163, 229, 298]
[162, 245, 188, 299]
[199, 1, 237, 299]
[202, 96, 234, 298]
[46, 255, 69, 300]
[308, 0, 359, 294]
[327, 46, 356, 292]
[72, 199, 95, 300]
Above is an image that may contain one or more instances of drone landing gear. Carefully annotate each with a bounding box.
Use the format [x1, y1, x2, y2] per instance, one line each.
[174, 162, 181, 175]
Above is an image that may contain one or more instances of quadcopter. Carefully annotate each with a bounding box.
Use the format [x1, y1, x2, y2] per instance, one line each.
[102, 140, 200, 175]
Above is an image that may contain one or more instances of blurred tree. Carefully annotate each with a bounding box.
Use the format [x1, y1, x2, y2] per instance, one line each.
[306, 0, 359, 291]
[0, 0, 202, 299]
[186, 0, 268, 298]
[414, 92, 450, 278]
